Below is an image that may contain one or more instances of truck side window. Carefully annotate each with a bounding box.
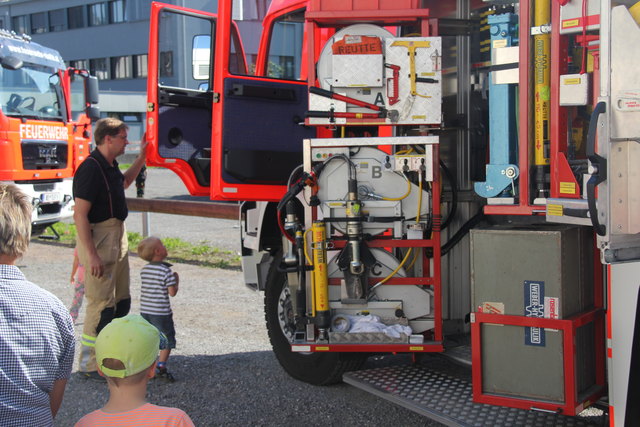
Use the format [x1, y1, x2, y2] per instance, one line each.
[265, 10, 304, 80]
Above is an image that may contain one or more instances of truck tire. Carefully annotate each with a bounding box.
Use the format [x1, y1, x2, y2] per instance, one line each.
[264, 255, 366, 385]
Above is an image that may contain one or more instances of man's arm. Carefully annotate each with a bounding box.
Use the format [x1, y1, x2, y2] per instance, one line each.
[49, 378, 67, 417]
[123, 138, 148, 189]
[73, 198, 104, 278]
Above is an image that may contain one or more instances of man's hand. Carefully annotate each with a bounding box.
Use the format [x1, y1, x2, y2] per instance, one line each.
[89, 252, 105, 278]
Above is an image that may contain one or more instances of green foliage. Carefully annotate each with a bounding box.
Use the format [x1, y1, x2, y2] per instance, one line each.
[39, 222, 240, 270]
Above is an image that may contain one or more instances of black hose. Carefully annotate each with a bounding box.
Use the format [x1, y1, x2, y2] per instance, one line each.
[441, 208, 485, 256]
[439, 159, 457, 231]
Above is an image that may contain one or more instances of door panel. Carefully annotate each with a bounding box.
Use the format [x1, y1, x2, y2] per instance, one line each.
[211, 0, 313, 202]
[220, 76, 313, 186]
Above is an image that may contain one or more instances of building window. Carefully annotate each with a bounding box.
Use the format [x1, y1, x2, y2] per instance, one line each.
[111, 56, 132, 79]
[30, 12, 47, 34]
[89, 3, 109, 26]
[68, 6, 86, 29]
[70, 59, 89, 70]
[110, 0, 126, 23]
[90, 58, 109, 80]
[133, 54, 148, 78]
[49, 9, 66, 32]
[159, 51, 173, 78]
[12, 15, 29, 35]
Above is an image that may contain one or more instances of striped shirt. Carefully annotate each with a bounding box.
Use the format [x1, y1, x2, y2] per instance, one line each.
[140, 262, 177, 315]
[75, 403, 194, 426]
[0, 264, 75, 427]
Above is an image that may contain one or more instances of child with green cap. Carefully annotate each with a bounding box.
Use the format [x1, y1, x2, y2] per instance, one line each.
[74, 314, 194, 426]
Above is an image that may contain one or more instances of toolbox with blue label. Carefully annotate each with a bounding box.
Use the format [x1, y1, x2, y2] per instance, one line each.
[469, 225, 605, 414]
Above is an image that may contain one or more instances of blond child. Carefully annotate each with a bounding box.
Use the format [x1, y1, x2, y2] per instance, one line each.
[75, 314, 194, 426]
[137, 237, 180, 381]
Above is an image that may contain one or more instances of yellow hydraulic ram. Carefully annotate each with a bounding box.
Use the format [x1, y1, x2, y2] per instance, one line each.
[534, 0, 551, 199]
[311, 221, 331, 330]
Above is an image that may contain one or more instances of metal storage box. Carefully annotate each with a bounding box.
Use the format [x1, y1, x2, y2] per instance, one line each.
[470, 225, 597, 403]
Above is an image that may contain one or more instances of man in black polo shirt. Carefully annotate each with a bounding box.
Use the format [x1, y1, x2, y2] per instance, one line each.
[72, 117, 147, 380]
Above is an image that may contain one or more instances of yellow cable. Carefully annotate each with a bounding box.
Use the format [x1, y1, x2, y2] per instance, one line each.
[382, 175, 411, 201]
[376, 247, 413, 287]
[405, 247, 420, 272]
[374, 174, 424, 288]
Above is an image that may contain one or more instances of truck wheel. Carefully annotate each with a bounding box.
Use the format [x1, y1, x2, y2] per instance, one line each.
[264, 258, 366, 385]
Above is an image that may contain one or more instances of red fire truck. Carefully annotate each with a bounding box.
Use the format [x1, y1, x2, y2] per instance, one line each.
[145, 0, 640, 425]
[0, 30, 99, 234]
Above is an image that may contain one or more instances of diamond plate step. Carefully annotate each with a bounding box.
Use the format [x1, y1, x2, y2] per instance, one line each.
[343, 365, 602, 427]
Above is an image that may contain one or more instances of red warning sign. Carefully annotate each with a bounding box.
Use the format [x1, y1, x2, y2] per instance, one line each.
[332, 35, 382, 55]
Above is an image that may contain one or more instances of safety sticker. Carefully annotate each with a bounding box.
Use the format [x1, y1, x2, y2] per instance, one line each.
[559, 182, 576, 194]
[478, 302, 505, 314]
[524, 280, 545, 347]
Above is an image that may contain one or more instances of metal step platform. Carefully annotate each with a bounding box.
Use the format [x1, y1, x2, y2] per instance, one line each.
[343, 362, 604, 427]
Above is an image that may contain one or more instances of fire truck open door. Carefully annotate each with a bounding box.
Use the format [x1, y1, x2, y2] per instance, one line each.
[146, 1, 313, 201]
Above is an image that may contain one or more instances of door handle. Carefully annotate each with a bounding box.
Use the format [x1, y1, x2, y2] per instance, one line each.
[586, 101, 607, 236]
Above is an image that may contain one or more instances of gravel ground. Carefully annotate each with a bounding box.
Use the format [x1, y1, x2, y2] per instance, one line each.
[20, 240, 439, 426]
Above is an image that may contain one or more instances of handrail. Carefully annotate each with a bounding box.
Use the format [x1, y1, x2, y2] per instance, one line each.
[126, 198, 239, 220]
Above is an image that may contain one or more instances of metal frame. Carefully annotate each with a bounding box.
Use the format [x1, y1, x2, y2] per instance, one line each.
[296, 136, 444, 354]
[471, 310, 606, 416]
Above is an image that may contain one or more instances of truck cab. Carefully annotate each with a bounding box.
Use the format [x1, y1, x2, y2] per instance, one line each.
[0, 30, 99, 233]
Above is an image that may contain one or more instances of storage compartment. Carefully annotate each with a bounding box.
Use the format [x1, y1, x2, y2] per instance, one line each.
[480, 321, 595, 403]
[471, 225, 594, 319]
[470, 225, 604, 414]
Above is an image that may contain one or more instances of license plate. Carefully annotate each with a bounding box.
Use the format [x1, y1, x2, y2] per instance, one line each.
[40, 192, 62, 203]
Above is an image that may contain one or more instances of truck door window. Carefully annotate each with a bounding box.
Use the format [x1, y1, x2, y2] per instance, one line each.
[158, 11, 214, 91]
[265, 10, 304, 80]
[69, 74, 87, 121]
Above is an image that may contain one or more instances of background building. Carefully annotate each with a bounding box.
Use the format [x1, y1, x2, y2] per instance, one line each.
[0, 0, 270, 143]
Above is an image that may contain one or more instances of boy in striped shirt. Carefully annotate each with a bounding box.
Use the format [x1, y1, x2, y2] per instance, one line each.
[137, 237, 180, 382]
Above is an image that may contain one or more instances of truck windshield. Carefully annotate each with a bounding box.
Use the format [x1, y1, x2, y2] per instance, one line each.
[0, 64, 64, 120]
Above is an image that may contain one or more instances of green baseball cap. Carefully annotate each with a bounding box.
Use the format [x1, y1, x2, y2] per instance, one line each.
[95, 314, 161, 378]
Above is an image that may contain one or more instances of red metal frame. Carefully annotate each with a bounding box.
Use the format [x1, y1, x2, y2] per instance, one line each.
[301, 141, 443, 353]
[471, 310, 606, 416]
[292, 1, 444, 355]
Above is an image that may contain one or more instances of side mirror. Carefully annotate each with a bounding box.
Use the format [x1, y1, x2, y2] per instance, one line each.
[86, 105, 100, 121]
[85, 75, 99, 105]
[1, 55, 23, 70]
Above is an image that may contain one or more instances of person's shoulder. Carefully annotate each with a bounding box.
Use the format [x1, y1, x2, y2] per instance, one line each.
[144, 404, 194, 426]
[74, 155, 101, 178]
[74, 409, 102, 426]
[8, 272, 65, 309]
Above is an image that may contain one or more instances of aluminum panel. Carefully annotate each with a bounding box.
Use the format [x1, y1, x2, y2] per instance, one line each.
[344, 365, 599, 426]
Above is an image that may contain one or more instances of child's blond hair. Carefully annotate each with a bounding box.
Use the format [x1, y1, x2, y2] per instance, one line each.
[137, 236, 162, 262]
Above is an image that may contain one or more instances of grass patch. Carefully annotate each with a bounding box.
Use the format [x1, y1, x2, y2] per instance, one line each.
[39, 223, 241, 270]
